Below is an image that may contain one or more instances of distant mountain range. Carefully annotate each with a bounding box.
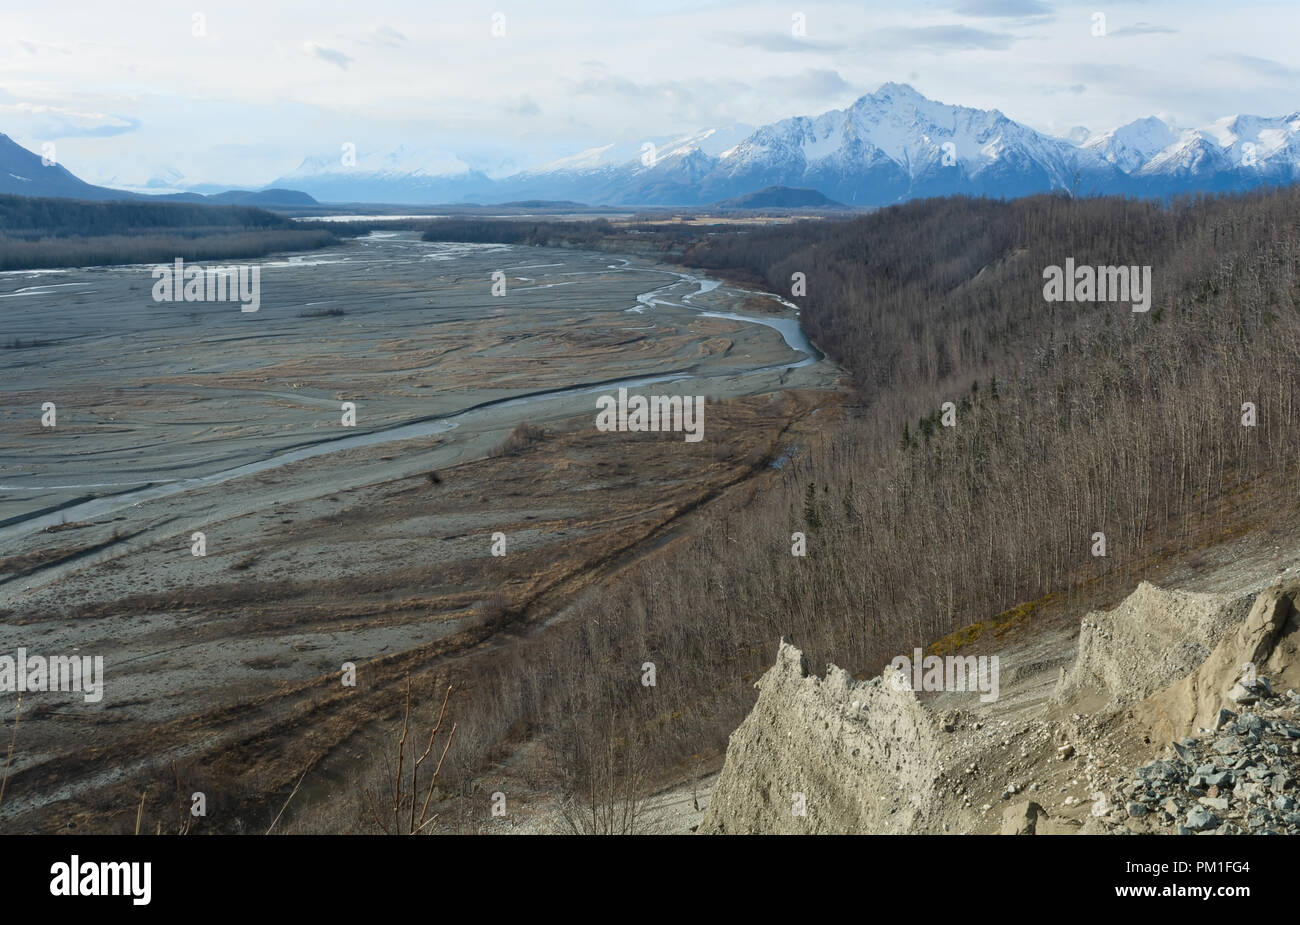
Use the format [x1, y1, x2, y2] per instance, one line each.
[270, 83, 1300, 206]
[7, 83, 1300, 209]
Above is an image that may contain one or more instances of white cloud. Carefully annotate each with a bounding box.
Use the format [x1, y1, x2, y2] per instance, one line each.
[303, 41, 353, 69]
[0, 0, 1294, 188]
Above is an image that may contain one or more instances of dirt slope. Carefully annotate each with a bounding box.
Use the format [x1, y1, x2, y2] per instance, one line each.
[699, 640, 951, 834]
[699, 546, 1300, 835]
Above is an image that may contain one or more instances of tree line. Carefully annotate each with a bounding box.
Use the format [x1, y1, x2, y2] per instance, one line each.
[0, 195, 376, 270]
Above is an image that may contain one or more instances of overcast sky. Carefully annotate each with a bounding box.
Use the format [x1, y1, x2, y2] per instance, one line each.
[1, 0, 1295, 188]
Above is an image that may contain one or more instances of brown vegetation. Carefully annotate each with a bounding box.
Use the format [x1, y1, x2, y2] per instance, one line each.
[413, 189, 1300, 825]
[12, 188, 1300, 833]
[489, 422, 547, 457]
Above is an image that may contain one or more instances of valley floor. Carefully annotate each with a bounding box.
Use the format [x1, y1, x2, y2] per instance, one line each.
[0, 233, 841, 833]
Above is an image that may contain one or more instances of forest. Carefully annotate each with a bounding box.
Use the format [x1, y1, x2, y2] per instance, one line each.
[410, 188, 1300, 829]
[0, 195, 371, 270]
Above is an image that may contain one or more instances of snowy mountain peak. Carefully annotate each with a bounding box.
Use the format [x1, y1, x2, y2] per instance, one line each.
[864, 82, 928, 104]
[263, 83, 1300, 206]
[1084, 116, 1178, 173]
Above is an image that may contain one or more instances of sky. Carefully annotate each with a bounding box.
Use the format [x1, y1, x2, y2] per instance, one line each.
[0, 0, 1296, 189]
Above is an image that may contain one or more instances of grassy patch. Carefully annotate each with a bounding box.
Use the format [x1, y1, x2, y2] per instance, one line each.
[927, 592, 1059, 657]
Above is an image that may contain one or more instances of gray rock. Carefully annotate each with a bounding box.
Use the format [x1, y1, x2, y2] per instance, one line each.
[1214, 708, 1237, 731]
[1242, 782, 1271, 802]
[1139, 759, 1183, 782]
[1213, 736, 1243, 755]
[1230, 683, 1260, 705]
[1199, 796, 1230, 812]
[1127, 801, 1149, 818]
[1185, 807, 1219, 831]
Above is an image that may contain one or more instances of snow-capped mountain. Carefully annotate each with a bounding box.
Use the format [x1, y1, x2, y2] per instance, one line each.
[1083, 116, 1179, 174]
[267, 84, 1136, 206]
[484, 126, 754, 204]
[11, 83, 1300, 208]
[522, 126, 751, 176]
[697, 82, 1122, 205]
[1084, 111, 1300, 194]
[1138, 113, 1300, 191]
[262, 84, 1300, 206]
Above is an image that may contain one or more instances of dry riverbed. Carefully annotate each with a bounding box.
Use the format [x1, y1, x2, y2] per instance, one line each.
[0, 231, 841, 832]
